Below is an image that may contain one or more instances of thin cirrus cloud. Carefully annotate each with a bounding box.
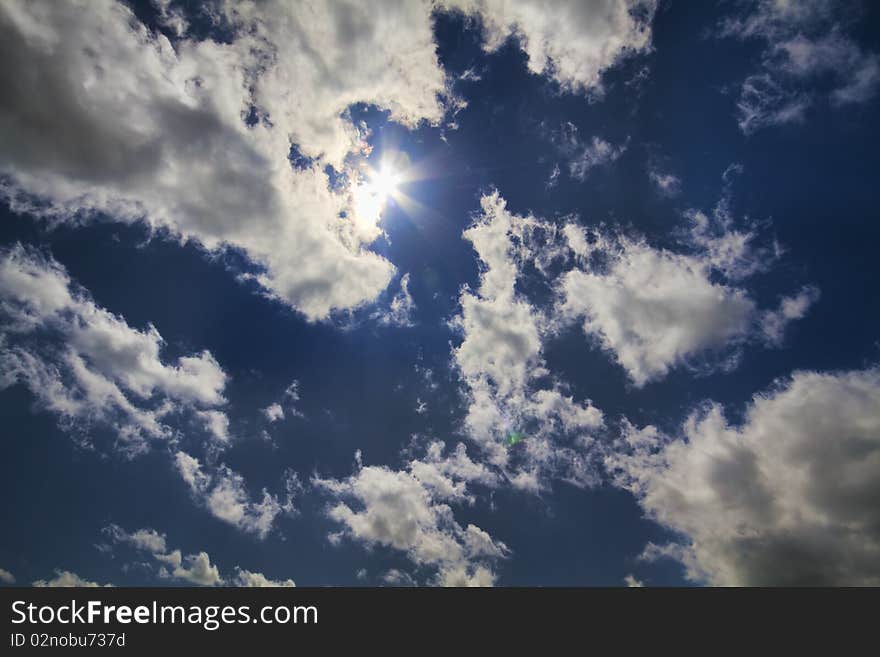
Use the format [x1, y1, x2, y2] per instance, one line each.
[719, 0, 880, 133]
[550, 122, 627, 181]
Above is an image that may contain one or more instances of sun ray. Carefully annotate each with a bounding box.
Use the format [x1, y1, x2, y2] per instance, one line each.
[350, 152, 409, 231]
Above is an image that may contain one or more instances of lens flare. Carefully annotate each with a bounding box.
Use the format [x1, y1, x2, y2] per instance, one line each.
[369, 164, 402, 202]
[350, 156, 406, 233]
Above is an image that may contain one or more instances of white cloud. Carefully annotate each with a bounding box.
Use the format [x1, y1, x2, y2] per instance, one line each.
[560, 176, 814, 385]
[623, 574, 644, 587]
[408, 441, 499, 503]
[157, 550, 223, 586]
[107, 525, 219, 586]
[198, 409, 231, 444]
[560, 232, 756, 386]
[720, 0, 879, 133]
[372, 273, 417, 327]
[446, 0, 656, 94]
[0, 245, 227, 454]
[314, 449, 508, 586]
[684, 163, 778, 281]
[606, 368, 880, 585]
[552, 123, 626, 181]
[452, 193, 604, 488]
[263, 402, 285, 423]
[105, 525, 167, 554]
[33, 571, 110, 587]
[152, 0, 188, 37]
[546, 163, 561, 189]
[0, 0, 444, 320]
[736, 73, 811, 134]
[435, 562, 498, 587]
[284, 381, 301, 402]
[233, 568, 296, 588]
[0, 1, 659, 320]
[174, 451, 285, 538]
[261, 381, 304, 425]
[224, 0, 450, 169]
[648, 169, 681, 197]
[563, 222, 592, 258]
[761, 286, 820, 346]
[0, 568, 15, 584]
[107, 524, 295, 586]
[568, 137, 626, 181]
[381, 569, 417, 586]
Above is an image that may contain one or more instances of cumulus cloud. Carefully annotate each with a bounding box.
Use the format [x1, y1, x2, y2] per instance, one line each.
[0, 248, 293, 535]
[262, 402, 285, 423]
[174, 451, 287, 538]
[0, 0, 658, 320]
[381, 569, 417, 587]
[107, 525, 295, 586]
[156, 550, 223, 586]
[0, 245, 227, 454]
[105, 525, 168, 554]
[447, 0, 656, 93]
[198, 409, 231, 444]
[560, 173, 814, 385]
[0, 568, 15, 584]
[606, 368, 880, 585]
[623, 573, 644, 587]
[719, 0, 880, 133]
[0, 0, 432, 320]
[224, 0, 450, 169]
[33, 571, 110, 587]
[314, 445, 508, 586]
[560, 232, 756, 386]
[408, 440, 499, 503]
[452, 193, 604, 488]
[232, 568, 296, 588]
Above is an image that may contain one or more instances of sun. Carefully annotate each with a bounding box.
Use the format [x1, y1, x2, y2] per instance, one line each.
[367, 163, 402, 202]
[348, 149, 435, 235]
[350, 157, 406, 233]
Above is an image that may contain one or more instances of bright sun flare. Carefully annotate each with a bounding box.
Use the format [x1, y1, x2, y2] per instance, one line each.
[367, 164, 402, 201]
[351, 159, 405, 231]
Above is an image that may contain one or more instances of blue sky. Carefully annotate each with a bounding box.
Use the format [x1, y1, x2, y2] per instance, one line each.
[1, 0, 879, 587]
